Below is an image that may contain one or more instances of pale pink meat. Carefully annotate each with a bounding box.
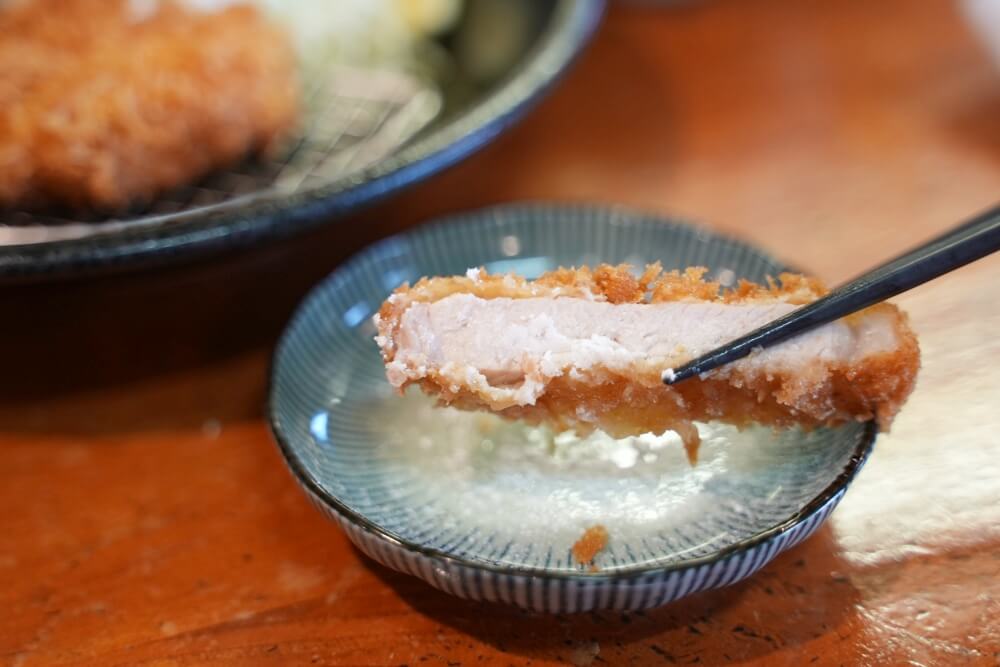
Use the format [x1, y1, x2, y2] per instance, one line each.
[386, 294, 901, 404]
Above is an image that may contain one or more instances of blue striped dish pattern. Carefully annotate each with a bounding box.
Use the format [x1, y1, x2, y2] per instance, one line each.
[269, 203, 876, 612]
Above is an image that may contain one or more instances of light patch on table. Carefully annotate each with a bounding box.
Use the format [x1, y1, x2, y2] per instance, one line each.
[277, 562, 325, 593]
[832, 260, 1000, 565]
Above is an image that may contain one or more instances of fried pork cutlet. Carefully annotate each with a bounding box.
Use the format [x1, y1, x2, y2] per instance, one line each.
[374, 265, 920, 458]
[0, 0, 299, 211]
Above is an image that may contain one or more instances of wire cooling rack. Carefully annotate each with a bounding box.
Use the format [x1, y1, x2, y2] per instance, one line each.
[0, 64, 441, 245]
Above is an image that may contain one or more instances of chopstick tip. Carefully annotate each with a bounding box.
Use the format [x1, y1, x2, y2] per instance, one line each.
[664, 360, 705, 384]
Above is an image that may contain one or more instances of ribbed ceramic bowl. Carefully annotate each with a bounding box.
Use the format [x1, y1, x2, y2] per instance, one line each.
[269, 204, 875, 612]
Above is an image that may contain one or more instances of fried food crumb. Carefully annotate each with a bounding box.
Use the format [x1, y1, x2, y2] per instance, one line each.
[674, 420, 701, 466]
[572, 525, 609, 570]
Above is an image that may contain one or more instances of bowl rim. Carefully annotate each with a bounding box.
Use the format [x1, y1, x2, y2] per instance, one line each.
[0, 0, 606, 282]
[267, 202, 878, 582]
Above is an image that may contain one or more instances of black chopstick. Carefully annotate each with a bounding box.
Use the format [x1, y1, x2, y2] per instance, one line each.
[664, 201, 1000, 385]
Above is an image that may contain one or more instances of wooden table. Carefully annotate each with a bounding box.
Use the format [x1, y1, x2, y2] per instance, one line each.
[3, 0, 999, 664]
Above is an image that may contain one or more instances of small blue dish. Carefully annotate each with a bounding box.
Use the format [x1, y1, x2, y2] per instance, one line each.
[269, 203, 875, 612]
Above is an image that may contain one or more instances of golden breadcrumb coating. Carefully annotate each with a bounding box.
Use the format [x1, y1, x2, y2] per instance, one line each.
[0, 0, 299, 211]
[375, 264, 921, 449]
[572, 525, 608, 570]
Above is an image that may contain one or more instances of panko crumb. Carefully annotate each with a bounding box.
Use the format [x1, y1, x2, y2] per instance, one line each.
[572, 525, 609, 571]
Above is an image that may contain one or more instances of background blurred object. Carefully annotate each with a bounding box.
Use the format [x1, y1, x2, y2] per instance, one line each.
[258, 0, 461, 70]
[0, 0, 603, 279]
[453, 0, 546, 84]
[961, 0, 1000, 65]
[397, 0, 464, 36]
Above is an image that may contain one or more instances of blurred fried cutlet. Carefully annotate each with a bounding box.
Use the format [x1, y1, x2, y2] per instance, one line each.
[0, 0, 299, 211]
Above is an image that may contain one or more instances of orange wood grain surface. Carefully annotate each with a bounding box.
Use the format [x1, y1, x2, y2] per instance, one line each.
[3, 0, 1000, 664]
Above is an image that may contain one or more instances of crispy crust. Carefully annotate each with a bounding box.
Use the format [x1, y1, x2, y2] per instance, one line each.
[0, 0, 299, 211]
[374, 264, 920, 442]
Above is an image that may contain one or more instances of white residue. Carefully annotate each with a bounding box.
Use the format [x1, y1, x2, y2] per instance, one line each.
[362, 390, 791, 568]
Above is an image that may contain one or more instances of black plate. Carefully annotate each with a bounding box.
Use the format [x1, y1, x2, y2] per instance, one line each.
[0, 0, 604, 282]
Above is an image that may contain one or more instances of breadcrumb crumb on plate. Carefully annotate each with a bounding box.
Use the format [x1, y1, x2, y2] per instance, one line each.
[572, 525, 609, 570]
